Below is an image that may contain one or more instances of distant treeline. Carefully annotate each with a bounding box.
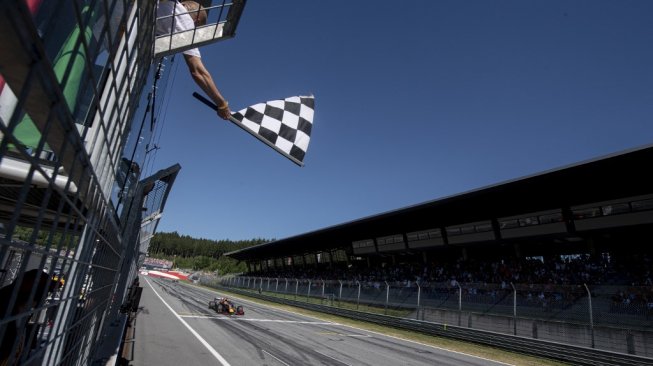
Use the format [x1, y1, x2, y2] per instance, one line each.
[11, 226, 79, 249]
[147, 231, 269, 273]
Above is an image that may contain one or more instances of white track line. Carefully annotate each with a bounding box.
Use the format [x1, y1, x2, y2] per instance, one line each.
[179, 315, 332, 325]
[262, 350, 290, 366]
[313, 349, 353, 366]
[144, 277, 231, 366]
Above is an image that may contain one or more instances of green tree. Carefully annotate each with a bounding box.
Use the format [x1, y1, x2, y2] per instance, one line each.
[146, 232, 267, 273]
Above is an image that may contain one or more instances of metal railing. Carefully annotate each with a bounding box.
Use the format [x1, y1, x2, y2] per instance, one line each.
[154, 0, 247, 57]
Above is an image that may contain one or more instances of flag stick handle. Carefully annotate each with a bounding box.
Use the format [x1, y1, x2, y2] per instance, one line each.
[192, 92, 304, 167]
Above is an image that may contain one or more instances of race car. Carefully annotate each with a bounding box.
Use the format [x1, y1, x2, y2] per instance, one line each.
[208, 297, 244, 316]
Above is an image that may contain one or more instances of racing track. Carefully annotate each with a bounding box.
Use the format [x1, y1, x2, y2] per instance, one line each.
[132, 277, 512, 366]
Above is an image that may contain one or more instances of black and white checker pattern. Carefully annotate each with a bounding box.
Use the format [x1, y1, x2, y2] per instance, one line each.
[232, 95, 315, 163]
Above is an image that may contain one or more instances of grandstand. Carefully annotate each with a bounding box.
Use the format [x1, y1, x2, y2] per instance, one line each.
[141, 257, 174, 271]
[223, 144, 653, 357]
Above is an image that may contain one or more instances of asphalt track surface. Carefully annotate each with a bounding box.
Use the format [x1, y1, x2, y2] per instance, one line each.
[134, 277, 512, 366]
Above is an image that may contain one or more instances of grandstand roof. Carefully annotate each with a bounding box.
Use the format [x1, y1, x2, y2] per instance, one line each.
[226, 144, 653, 261]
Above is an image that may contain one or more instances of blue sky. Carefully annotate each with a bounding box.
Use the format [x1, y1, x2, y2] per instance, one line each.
[146, 1, 653, 241]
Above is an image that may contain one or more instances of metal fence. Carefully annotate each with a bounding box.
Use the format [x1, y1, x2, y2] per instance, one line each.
[213, 276, 653, 357]
[0, 0, 244, 364]
[0, 1, 155, 365]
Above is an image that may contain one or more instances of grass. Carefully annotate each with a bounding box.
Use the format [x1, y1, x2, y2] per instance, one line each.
[265, 290, 413, 318]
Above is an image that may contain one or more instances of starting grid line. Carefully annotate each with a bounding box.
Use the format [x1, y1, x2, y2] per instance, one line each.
[178, 315, 334, 325]
[179, 314, 372, 337]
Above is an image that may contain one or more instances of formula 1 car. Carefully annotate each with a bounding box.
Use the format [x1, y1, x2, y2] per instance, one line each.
[208, 297, 244, 316]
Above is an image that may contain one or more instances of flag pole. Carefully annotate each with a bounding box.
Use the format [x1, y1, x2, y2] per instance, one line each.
[192, 92, 304, 167]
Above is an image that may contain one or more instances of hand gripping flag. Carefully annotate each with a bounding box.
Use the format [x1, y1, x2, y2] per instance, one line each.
[193, 92, 314, 166]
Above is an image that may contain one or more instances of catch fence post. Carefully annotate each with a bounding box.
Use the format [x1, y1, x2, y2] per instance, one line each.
[356, 281, 361, 310]
[385, 281, 390, 315]
[584, 283, 595, 348]
[416, 281, 421, 320]
[338, 280, 343, 300]
[295, 279, 299, 300]
[510, 283, 517, 335]
[457, 282, 462, 326]
[307, 280, 312, 300]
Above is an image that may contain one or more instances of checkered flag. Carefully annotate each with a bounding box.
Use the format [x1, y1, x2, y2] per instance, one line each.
[193, 93, 315, 166]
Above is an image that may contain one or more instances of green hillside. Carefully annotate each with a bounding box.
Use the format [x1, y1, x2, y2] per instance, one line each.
[147, 231, 269, 274]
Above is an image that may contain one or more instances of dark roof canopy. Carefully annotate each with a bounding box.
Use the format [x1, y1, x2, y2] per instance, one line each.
[226, 144, 653, 261]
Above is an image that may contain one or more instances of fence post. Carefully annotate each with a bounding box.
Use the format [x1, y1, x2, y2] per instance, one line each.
[416, 281, 421, 320]
[266, 277, 270, 291]
[457, 282, 462, 326]
[275, 278, 279, 292]
[295, 279, 299, 300]
[356, 280, 361, 310]
[284, 278, 288, 294]
[338, 280, 343, 300]
[510, 282, 517, 335]
[307, 280, 312, 300]
[584, 283, 595, 348]
[384, 281, 390, 315]
[322, 280, 325, 298]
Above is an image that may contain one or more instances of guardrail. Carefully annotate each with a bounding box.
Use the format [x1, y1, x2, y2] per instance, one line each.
[223, 287, 653, 366]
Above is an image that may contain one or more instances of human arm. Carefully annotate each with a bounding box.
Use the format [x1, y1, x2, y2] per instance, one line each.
[183, 54, 231, 120]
